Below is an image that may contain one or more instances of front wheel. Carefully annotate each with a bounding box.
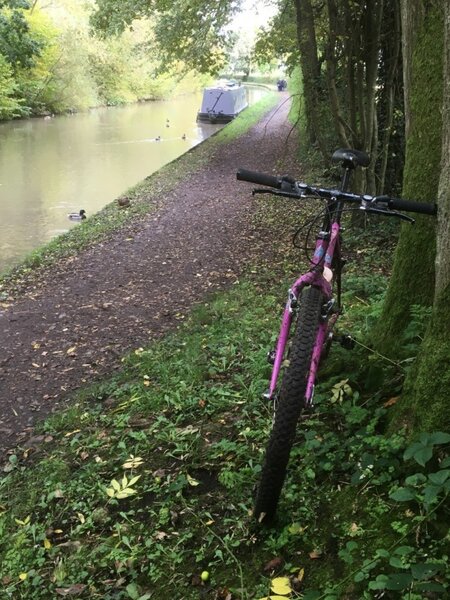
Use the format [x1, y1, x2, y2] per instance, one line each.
[254, 286, 325, 523]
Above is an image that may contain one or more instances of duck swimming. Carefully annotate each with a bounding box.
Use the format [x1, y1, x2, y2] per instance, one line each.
[68, 209, 86, 221]
[155, 136, 161, 141]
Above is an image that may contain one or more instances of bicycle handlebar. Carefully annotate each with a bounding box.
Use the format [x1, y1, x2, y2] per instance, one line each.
[373, 195, 436, 215]
[236, 168, 283, 189]
[236, 169, 437, 216]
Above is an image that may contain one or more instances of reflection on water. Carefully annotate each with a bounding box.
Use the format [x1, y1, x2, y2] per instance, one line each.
[0, 88, 265, 273]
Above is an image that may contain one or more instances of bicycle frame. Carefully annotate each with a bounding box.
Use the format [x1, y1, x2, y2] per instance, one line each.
[267, 170, 353, 405]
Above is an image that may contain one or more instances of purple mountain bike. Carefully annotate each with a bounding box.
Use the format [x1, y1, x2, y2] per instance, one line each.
[237, 148, 437, 523]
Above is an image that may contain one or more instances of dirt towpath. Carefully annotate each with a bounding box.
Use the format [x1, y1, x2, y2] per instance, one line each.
[0, 94, 300, 457]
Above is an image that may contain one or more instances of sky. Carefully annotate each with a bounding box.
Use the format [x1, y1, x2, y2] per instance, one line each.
[231, 0, 278, 32]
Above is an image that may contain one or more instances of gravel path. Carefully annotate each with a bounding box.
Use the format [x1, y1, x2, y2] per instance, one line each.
[0, 94, 300, 457]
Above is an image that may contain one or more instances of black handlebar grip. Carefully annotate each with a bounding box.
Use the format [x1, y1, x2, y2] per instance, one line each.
[237, 168, 282, 189]
[387, 197, 437, 215]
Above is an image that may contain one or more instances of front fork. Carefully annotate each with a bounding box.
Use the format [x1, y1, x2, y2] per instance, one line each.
[265, 289, 297, 400]
[265, 286, 337, 405]
[266, 222, 342, 404]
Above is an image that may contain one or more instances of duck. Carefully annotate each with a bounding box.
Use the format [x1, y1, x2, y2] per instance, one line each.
[182, 133, 186, 140]
[68, 209, 86, 221]
[155, 136, 161, 141]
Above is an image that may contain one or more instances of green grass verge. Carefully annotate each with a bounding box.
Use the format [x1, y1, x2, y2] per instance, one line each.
[1, 191, 448, 599]
[0, 91, 278, 297]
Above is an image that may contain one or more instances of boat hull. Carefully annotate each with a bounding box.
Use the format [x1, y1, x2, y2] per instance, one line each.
[196, 104, 248, 123]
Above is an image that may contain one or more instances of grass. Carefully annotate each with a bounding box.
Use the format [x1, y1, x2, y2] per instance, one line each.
[1, 186, 448, 599]
[1, 92, 449, 597]
[0, 90, 279, 299]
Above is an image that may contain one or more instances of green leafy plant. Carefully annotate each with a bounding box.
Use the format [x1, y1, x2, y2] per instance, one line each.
[106, 474, 141, 499]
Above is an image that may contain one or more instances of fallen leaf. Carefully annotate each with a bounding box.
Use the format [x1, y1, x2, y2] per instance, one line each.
[263, 557, 283, 572]
[55, 583, 87, 596]
[383, 396, 399, 407]
[271, 576, 291, 595]
[56, 541, 82, 551]
[309, 550, 322, 559]
[187, 474, 200, 486]
[64, 430, 80, 437]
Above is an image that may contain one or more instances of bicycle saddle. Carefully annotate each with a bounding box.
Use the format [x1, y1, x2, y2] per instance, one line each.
[332, 148, 370, 169]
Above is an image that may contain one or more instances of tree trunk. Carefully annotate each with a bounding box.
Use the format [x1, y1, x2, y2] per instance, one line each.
[294, 0, 329, 158]
[400, 0, 426, 138]
[363, 0, 384, 193]
[372, 0, 443, 354]
[325, 0, 351, 147]
[398, 0, 450, 432]
[378, 1, 401, 194]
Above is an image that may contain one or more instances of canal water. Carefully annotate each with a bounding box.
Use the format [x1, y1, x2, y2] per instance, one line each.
[0, 87, 265, 274]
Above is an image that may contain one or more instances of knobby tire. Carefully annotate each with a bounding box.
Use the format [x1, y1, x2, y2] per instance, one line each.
[254, 286, 325, 523]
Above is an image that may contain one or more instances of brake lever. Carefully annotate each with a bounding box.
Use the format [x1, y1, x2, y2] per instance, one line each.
[252, 188, 300, 199]
[361, 206, 415, 223]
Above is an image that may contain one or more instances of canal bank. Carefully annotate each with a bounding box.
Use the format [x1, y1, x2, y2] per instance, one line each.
[0, 91, 300, 455]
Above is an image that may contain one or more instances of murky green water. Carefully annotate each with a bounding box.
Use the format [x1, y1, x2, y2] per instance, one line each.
[0, 88, 265, 273]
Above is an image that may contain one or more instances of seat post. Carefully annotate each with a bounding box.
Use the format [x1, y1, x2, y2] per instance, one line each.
[340, 166, 353, 192]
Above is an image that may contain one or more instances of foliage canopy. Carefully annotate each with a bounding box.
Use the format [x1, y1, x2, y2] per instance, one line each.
[0, 0, 44, 70]
[91, 0, 242, 73]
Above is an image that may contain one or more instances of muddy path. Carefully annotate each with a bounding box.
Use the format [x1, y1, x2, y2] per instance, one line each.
[0, 95, 300, 457]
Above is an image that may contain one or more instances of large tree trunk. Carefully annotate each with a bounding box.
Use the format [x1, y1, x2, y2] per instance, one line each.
[372, 0, 443, 354]
[398, 0, 450, 431]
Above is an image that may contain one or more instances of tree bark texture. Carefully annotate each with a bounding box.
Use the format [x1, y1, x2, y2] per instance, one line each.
[373, 0, 443, 355]
[435, 1, 450, 297]
[398, 0, 450, 432]
[400, 0, 426, 138]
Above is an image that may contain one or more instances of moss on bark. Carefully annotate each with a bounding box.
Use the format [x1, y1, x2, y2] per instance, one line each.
[393, 282, 450, 431]
[373, 3, 443, 355]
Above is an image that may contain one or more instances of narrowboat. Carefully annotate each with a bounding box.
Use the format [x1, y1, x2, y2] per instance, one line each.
[197, 81, 248, 123]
